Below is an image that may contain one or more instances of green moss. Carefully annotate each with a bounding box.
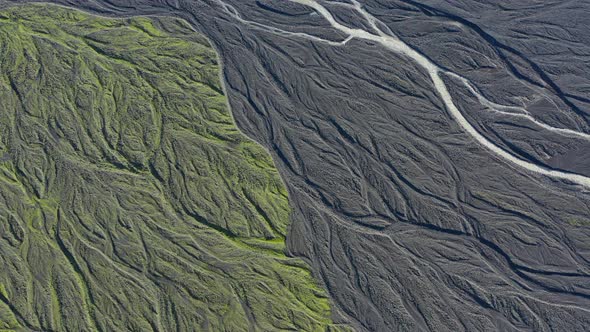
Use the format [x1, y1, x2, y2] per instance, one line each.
[0, 4, 347, 331]
[0, 285, 7, 300]
[567, 218, 590, 227]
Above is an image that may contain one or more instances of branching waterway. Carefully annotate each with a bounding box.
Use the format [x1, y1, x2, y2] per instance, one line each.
[217, 0, 590, 188]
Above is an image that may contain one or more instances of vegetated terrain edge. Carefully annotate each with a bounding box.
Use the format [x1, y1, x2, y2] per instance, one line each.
[0, 4, 350, 331]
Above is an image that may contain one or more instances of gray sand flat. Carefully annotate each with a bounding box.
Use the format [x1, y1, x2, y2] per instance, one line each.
[2, 0, 589, 331]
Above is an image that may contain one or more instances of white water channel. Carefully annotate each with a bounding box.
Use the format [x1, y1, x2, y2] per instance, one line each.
[220, 0, 590, 188]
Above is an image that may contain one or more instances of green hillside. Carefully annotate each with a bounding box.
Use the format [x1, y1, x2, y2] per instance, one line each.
[0, 5, 346, 331]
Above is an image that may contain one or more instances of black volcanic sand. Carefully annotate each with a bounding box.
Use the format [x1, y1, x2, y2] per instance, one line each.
[2, 0, 590, 331]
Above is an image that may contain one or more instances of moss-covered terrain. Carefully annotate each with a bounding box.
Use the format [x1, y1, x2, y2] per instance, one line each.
[0, 4, 347, 331]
